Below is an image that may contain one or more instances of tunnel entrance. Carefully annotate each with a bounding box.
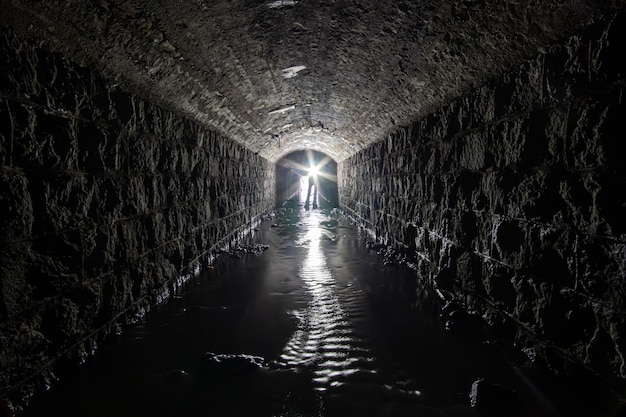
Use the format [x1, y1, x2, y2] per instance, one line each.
[275, 150, 338, 209]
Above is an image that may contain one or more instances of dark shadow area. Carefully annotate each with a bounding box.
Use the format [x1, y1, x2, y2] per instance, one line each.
[20, 206, 626, 417]
[275, 150, 338, 210]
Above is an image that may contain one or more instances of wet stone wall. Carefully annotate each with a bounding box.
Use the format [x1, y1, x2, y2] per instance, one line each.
[340, 13, 626, 382]
[0, 30, 275, 405]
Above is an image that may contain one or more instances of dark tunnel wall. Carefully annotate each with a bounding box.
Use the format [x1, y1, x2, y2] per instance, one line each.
[0, 30, 274, 401]
[340, 13, 626, 381]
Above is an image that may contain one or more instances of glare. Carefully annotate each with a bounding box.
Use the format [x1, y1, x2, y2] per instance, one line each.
[286, 151, 338, 185]
[308, 166, 320, 177]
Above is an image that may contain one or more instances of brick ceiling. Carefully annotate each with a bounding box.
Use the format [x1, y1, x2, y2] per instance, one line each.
[1, 0, 621, 162]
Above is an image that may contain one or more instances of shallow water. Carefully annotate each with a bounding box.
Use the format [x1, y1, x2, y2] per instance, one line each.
[24, 206, 623, 417]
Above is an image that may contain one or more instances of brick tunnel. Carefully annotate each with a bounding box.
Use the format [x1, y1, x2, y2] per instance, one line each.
[1, 0, 626, 415]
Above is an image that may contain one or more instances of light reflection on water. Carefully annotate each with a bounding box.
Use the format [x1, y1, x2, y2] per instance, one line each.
[21, 206, 618, 417]
[277, 211, 375, 391]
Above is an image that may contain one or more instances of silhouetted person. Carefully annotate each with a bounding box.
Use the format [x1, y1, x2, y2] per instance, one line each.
[304, 175, 318, 209]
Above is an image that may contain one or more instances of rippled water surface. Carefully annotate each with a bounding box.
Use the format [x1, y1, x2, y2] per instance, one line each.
[24, 206, 622, 417]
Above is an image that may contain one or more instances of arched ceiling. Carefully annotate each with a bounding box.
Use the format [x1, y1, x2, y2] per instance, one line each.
[1, 0, 622, 162]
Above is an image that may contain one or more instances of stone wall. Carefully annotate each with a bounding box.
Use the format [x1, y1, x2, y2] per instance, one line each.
[275, 163, 301, 205]
[0, 30, 275, 405]
[340, 13, 626, 382]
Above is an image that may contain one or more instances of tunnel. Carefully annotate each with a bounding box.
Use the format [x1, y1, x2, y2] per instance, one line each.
[275, 150, 339, 209]
[1, 0, 626, 415]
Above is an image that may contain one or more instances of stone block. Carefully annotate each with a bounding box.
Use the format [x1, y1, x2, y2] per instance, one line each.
[0, 241, 34, 317]
[99, 271, 133, 321]
[12, 44, 40, 100]
[0, 100, 10, 167]
[492, 119, 533, 169]
[163, 111, 185, 143]
[421, 109, 450, 142]
[11, 110, 77, 170]
[144, 211, 167, 248]
[457, 130, 487, 171]
[494, 219, 525, 256]
[39, 297, 83, 349]
[110, 88, 134, 125]
[0, 170, 33, 239]
[120, 176, 148, 216]
[527, 106, 568, 165]
[30, 230, 82, 288]
[0, 34, 19, 97]
[566, 100, 612, 170]
[76, 121, 120, 173]
[128, 133, 161, 174]
[0, 316, 50, 391]
[451, 96, 473, 134]
[38, 55, 80, 115]
[6, 100, 34, 160]
[90, 76, 112, 121]
[588, 13, 626, 85]
[542, 37, 590, 105]
[506, 170, 561, 221]
[561, 296, 597, 346]
[27, 172, 95, 235]
[81, 225, 118, 278]
[93, 176, 125, 221]
[558, 174, 596, 232]
[596, 172, 626, 237]
[484, 261, 516, 310]
[470, 84, 496, 127]
[495, 58, 542, 118]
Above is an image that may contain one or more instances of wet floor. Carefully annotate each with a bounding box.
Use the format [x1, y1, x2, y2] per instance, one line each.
[24, 204, 624, 417]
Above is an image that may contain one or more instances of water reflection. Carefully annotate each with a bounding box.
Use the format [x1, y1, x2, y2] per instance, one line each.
[277, 211, 374, 392]
[22, 206, 617, 417]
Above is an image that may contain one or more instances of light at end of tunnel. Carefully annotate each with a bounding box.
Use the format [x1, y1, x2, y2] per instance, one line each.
[308, 166, 319, 177]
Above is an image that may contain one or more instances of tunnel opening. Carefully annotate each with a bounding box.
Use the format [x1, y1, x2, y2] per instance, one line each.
[275, 150, 338, 209]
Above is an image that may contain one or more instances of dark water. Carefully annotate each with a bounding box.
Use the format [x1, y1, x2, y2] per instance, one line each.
[24, 206, 623, 417]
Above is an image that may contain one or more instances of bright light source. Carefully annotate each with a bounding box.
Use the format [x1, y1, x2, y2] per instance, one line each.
[308, 166, 319, 177]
